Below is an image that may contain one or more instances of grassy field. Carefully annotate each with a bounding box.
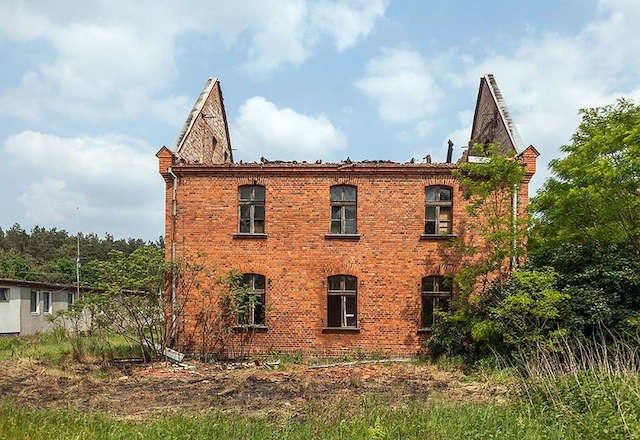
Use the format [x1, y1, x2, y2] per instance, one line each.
[0, 333, 638, 439]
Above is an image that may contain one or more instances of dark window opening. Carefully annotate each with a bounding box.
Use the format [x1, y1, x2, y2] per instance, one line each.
[237, 273, 266, 326]
[330, 185, 357, 234]
[0, 288, 8, 302]
[425, 186, 452, 235]
[30, 290, 38, 313]
[327, 275, 357, 328]
[421, 276, 452, 328]
[239, 185, 265, 234]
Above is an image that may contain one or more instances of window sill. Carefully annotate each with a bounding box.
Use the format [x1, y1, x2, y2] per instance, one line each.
[324, 234, 361, 240]
[417, 328, 433, 334]
[420, 234, 457, 240]
[232, 325, 268, 332]
[233, 233, 268, 240]
[30, 312, 40, 316]
[322, 326, 361, 333]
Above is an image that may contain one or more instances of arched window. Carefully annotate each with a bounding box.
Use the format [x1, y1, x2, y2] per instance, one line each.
[425, 186, 452, 235]
[238, 185, 265, 234]
[330, 185, 357, 234]
[327, 275, 357, 328]
[237, 273, 266, 326]
[421, 276, 452, 329]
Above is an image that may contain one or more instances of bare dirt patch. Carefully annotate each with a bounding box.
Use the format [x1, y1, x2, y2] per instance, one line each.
[0, 358, 508, 420]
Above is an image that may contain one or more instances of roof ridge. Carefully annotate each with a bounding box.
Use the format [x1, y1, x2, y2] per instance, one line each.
[172, 77, 218, 153]
[484, 73, 524, 152]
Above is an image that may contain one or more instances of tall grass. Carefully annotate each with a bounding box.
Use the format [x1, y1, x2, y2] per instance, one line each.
[0, 331, 140, 365]
[0, 398, 562, 440]
[518, 334, 640, 439]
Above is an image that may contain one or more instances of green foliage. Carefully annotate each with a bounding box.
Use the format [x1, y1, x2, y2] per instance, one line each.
[428, 269, 567, 360]
[0, 223, 162, 284]
[531, 99, 640, 253]
[0, 398, 565, 439]
[530, 243, 640, 337]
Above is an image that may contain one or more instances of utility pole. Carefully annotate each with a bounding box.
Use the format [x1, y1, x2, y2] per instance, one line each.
[76, 207, 80, 299]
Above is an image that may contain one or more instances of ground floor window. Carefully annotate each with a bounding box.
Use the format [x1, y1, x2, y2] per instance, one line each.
[327, 275, 357, 328]
[421, 276, 452, 329]
[0, 288, 8, 302]
[67, 292, 75, 310]
[237, 273, 266, 326]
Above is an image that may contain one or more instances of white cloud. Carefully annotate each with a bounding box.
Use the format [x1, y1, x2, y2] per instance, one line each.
[0, 0, 388, 121]
[311, 0, 389, 51]
[439, 0, 640, 190]
[355, 48, 442, 126]
[231, 96, 347, 161]
[4, 131, 162, 237]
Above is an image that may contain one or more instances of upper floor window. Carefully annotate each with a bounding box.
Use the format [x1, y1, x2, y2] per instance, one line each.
[238, 185, 265, 234]
[327, 275, 357, 328]
[237, 273, 266, 326]
[421, 276, 452, 329]
[330, 185, 357, 234]
[425, 186, 452, 235]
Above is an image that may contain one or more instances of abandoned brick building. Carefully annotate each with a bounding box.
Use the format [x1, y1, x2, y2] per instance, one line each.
[157, 74, 539, 356]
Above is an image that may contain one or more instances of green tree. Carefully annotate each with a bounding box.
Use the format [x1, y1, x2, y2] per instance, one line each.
[531, 99, 640, 254]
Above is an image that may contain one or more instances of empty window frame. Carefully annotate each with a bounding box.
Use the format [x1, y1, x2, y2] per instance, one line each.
[238, 185, 265, 234]
[30, 290, 39, 314]
[421, 276, 452, 329]
[425, 186, 453, 235]
[237, 273, 266, 326]
[0, 288, 8, 302]
[330, 185, 357, 234]
[42, 291, 52, 314]
[327, 275, 357, 328]
[67, 292, 75, 310]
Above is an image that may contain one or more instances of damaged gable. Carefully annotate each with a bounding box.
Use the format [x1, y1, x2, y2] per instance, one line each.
[469, 74, 524, 155]
[173, 77, 233, 165]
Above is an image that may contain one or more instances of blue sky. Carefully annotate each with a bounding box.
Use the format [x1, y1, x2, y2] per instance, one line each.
[1, 0, 638, 240]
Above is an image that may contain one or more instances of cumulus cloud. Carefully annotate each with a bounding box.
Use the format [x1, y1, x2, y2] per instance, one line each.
[0, 0, 388, 121]
[355, 48, 442, 127]
[3, 131, 162, 237]
[231, 96, 347, 161]
[448, 0, 640, 189]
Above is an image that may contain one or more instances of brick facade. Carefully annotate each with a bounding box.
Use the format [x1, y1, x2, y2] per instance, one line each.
[157, 75, 538, 356]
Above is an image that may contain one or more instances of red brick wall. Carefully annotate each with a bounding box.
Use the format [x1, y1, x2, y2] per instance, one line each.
[161, 165, 533, 356]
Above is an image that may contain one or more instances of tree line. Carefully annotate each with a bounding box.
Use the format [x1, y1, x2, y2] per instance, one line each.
[0, 224, 163, 285]
[428, 99, 640, 361]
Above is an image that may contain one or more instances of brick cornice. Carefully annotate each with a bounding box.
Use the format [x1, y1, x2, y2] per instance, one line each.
[168, 163, 458, 176]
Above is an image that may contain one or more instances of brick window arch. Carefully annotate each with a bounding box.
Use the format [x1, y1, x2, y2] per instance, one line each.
[327, 275, 357, 328]
[421, 276, 452, 329]
[425, 185, 452, 235]
[238, 185, 265, 234]
[330, 185, 357, 234]
[238, 273, 266, 326]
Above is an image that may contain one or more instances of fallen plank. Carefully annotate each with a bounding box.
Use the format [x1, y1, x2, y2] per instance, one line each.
[309, 358, 413, 369]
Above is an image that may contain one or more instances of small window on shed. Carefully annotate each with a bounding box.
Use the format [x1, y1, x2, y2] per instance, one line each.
[0, 288, 8, 302]
[67, 292, 75, 310]
[42, 291, 52, 314]
[30, 290, 39, 314]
